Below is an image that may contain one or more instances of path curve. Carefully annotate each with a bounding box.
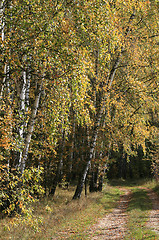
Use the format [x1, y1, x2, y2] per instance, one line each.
[88, 190, 131, 239]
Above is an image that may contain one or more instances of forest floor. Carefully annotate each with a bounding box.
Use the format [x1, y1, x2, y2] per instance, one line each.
[0, 179, 159, 240]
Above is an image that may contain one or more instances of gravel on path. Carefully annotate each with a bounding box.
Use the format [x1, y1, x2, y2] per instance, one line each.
[87, 190, 131, 240]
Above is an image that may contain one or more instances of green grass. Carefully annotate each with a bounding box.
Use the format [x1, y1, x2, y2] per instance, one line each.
[125, 187, 159, 240]
[109, 178, 153, 188]
[153, 184, 159, 196]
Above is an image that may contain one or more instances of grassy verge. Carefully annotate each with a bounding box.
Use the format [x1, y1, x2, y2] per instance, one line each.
[154, 185, 159, 197]
[0, 183, 121, 240]
[152, 181, 159, 196]
[125, 188, 158, 240]
[109, 178, 153, 188]
[142, 178, 159, 196]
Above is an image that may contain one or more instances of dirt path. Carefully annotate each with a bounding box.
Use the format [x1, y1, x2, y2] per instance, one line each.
[146, 189, 159, 235]
[87, 190, 131, 240]
[51, 186, 159, 239]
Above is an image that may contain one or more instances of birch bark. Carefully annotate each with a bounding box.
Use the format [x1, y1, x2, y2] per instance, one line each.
[0, 0, 6, 98]
[14, 72, 26, 167]
[20, 81, 42, 173]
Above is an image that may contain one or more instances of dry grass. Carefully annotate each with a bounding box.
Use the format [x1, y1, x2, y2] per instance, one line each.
[0, 183, 121, 240]
[2, 179, 157, 240]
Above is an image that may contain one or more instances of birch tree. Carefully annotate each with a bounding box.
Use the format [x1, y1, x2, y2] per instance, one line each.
[72, 0, 158, 199]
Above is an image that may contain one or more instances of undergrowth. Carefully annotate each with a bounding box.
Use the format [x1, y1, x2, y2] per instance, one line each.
[0, 183, 121, 240]
[1, 179, 159, 240]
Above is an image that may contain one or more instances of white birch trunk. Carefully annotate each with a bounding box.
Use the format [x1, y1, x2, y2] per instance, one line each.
[0, 0, 6, 98]
[17, 71, 27, 167]
[25, 74, 31, 112]
[0, 1, 12, 171]
[0, 0, 5, 41]
[20, 81, 42, 173]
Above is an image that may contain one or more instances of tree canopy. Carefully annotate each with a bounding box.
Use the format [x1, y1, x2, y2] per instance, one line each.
[0, 0, 158, 213]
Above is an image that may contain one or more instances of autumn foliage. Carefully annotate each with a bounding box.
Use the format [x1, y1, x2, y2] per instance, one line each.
[0, 0, 158, 214]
